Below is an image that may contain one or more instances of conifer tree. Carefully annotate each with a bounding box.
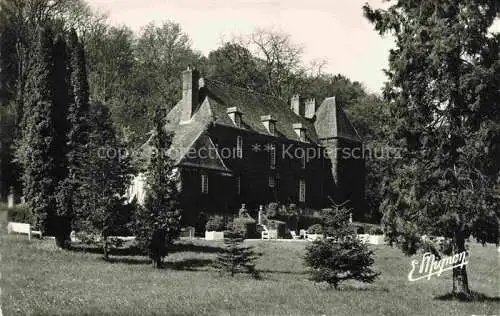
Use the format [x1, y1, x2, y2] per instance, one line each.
[135, 107, 182, 268]
[304, 203, 379, 289]
[363, 1, 499, 299]
[57, 28, 90, 246]
[18, 27, 58, 234]
[0, 22, 19, 202]
[77, 102, 133, 259]
[51, 33, 71, 247]
[214, 228, 260, 277]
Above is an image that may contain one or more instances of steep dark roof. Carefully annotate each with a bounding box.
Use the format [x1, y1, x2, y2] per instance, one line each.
[165, 98, 212, 163]
[203, 79, 319, 143]
[178, 133, 231, 173]
[155, 78, 361, 171]
[314, 97, 361, 142]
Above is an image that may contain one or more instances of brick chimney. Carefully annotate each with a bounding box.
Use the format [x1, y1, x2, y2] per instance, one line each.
[304, 98, 316, 119]
[290, 94, 305, 116]
[181, 66, 200, 122]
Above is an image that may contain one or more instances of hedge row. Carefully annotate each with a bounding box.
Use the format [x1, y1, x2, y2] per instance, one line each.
[0, 203, 33, 224]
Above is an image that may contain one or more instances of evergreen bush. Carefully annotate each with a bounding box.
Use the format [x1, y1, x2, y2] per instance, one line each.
[232, 216, 257, 238]
[213, 228, 260, 277]
[307, 224, 323, 234]
[304, 204, 380, 289]
[205, 215, 225, 231]
[3, 204, 33, 224]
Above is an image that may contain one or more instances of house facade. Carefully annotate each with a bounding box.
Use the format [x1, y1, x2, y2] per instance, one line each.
[130, 67, 365, 225]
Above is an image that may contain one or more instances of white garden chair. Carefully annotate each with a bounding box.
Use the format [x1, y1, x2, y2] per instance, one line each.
[290, 230, 301, 240]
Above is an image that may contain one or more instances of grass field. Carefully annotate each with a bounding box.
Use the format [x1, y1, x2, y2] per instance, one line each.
[1, 234, 499, 316]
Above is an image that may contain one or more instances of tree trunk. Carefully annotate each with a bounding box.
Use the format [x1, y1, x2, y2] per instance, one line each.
[54, 216, 71, 249]
[55, 234, 67, 249]
[150, 229, 165, 269]
[452, 232, 471, 300]
[103, 236, 109, 260]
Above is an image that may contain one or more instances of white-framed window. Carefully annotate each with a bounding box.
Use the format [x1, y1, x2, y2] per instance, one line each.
[236, 136, 243, 158]
[270, 145, 276, 169]
[269, 176, 275, 188]
[299, 179, 306, 202]
[237, 176, 241, 195]
[201, 174, 209, 194]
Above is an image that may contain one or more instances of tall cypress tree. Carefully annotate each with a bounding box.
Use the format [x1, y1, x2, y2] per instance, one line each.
[364, 1, 499, 299]
[52, 34, 70, 177]
[19, 27, 57, 234]
[0, 19, 20, 202]
[51, 33, 71, 247]
[135, 107, 182, 268]
[78, 102, 133, 259]
[57, 29, 90, 245]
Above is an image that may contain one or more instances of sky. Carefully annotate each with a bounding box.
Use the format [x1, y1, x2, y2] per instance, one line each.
[84, 0, 499, 94]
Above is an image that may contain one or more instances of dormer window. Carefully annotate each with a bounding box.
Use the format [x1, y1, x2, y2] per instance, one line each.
[293, 123, 307, 142]
[227, 107, 243, 128]
[261, 115, 277, 135]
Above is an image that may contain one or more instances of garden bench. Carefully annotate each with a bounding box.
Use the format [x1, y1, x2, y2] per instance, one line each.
[7, 222, 42, 240]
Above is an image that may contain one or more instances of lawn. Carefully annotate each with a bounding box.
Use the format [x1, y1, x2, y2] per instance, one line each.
[1, 234, 499, 316]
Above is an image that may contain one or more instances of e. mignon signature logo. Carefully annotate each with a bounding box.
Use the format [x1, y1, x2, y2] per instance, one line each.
[408, 251, 469, 282]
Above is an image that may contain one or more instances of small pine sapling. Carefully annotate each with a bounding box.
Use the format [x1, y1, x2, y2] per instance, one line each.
[214, 228, 260, 278]
[304, 203, 380, 289]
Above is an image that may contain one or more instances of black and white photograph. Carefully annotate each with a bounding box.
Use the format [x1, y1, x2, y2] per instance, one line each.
[0, 0, 499, 315]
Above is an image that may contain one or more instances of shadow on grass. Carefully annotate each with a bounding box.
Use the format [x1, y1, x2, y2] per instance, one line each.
[335, 285, 390, 292]
[435, 291, 500, 302]
[259, 269, 307, 275]
[102, 257, 214, 271]
[165, 258, 214, 271]
[170, 242, 224, 254]
[70, 241, 224, 256]
[103, 257, 151, 265]
[70, 244, 144, 256]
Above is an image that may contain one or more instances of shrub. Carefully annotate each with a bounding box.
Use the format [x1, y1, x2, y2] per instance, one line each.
[304, 238, 379, 289]
[213, 228, 260, 277]
[307, 224, 323, 234]
[351, 222, 382, 235]
[304, 204, 379, 289]
[297, 215, 322, 231]
[108, 201, 137, 236]
[267, 219, 286, 238]
[367, 226, 384, 235]
[3, 204, 33, 224]
[194, 212, 208, 237]
[355, 226, 365, 234]
[232, 216, 257, 238]
[265, 202, 279, 218]
[205, 215, 226, 231]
